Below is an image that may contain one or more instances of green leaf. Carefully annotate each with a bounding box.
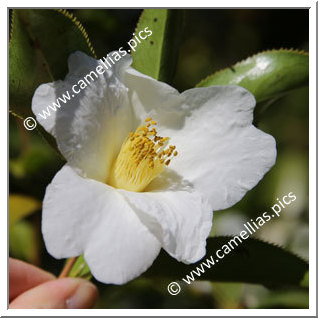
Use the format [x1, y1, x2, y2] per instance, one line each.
[9, 220, 39, 264]
[144, 237, 308, 288]
[211, 282, 244, 308]
[69, 255, 92, 280]
[9, 10, 51, 119]
[9, 146, 62, 179]
[9, 194, 40, 263]
[9, 9, 95, 152]
[300, 271, 309, 288]
[132, 9, 183, 83]
[256, 289, 309, 309]
[9, 194, 40, 226]
[67, 237, 307, 287]
[196, 49, 309, 103]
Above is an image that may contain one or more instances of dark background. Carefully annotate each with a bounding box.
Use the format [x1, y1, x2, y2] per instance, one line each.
[71, 9, 308, 91]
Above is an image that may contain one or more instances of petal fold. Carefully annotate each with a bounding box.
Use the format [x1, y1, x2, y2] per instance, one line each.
[32, 51, 135, 182]
[121, 188, 213, 264]
[153, 85, 277, 210]
[42, 165, 161, 284]
[124, 67, 186, 129]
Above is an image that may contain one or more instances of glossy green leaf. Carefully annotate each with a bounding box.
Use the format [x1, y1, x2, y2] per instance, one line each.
[9, 9, 95, 152]
[132, 9, 183, 83]
[144, 237, 308, 288]
[69, 255, 92, 280]
[196, 50, 309, 102]
[68, 237, 307, 287]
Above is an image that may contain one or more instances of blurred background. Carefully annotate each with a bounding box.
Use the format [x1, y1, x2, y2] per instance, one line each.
[9, 9, 309, 309]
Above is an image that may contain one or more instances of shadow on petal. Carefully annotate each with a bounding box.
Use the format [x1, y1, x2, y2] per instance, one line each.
[145, 168, 194, 192]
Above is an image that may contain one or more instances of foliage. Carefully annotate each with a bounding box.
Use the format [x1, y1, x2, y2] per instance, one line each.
[196, 49, 309, 103]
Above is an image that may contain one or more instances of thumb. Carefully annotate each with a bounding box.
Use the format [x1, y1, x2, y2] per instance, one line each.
[9, 277, 98, 309]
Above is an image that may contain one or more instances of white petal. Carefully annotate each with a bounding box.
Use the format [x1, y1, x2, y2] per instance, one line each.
[120, 188, 213, 264]
[124, 67, 186, 128]
[157, 86, 276, 210]
[32, 51, 135, 182]
[31, 82, 61, 136]
[42, 165, 161, 284]
[120, 71, 274, 212]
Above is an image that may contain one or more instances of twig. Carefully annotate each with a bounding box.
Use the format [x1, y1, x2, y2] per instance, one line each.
[58, 257, 78, 278]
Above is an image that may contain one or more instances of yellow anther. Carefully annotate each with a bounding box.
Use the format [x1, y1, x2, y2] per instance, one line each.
[108, 119, 177, 192]
[174, 151, 178, 156]
[145, 117, 152, 122]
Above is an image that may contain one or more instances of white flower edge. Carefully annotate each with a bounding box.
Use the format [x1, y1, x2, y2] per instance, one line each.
[32, 51, 277, 284]
[42, 165, 212, 284]
[124, 67, 277, 210]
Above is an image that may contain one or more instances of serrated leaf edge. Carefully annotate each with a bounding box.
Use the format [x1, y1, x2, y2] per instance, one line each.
[9, 9, 15, 46]
[211, 235, 308, 265]
[196, 48, 309, 87]
[10, 9, 55, 82]
[9, 109, 23, 120]
[55, 9, 96, 58]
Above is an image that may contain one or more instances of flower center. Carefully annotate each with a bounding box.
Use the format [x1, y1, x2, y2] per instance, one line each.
[108, 118, 177, 192]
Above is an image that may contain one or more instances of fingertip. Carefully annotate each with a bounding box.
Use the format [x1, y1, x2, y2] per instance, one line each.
[9, 258, 56, 301]
[64, 278, 99, 309]
[9, 277, 98, 309]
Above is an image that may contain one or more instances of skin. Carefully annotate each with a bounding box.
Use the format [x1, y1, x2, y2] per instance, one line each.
[9, 258, 98, 309]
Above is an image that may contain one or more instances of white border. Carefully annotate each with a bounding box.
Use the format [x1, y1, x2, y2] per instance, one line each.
[3, 1, 316, 316]
[2, 0, 317, 8]
[308, 1, 316, 314]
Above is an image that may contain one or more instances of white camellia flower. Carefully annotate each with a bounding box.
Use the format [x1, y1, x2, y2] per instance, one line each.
[32, 51, 276, 285]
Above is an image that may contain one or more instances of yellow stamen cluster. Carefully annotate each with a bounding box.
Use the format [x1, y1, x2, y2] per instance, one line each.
[108, 118, 177, 192]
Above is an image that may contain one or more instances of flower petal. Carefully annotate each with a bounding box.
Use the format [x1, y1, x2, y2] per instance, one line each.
[31, 81, 61, 137]
[42, 165, 161, 284]
[121, 71, 274, 211]
[124, 67, 186, 129]
[157, 86, 277, 210]
[120, 188, 213, 264]
[32, 51, 135, 182]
